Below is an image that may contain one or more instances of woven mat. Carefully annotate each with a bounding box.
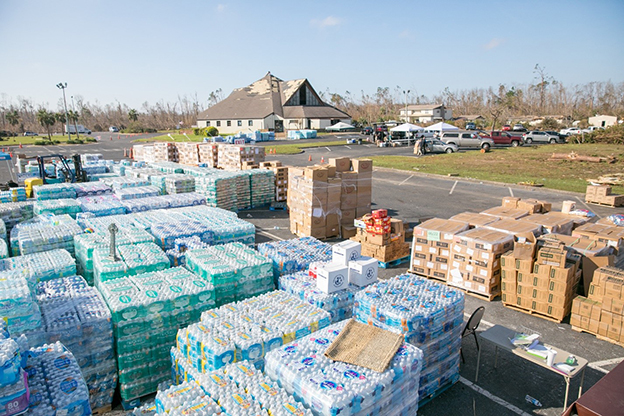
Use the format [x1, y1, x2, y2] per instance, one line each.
[324, 319, 404, 373]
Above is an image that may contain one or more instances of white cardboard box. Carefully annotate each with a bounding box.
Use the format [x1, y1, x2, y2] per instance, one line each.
[348, 256, 379, 287]
[316, 262, 349, 294]
[332, 240, 362, 266]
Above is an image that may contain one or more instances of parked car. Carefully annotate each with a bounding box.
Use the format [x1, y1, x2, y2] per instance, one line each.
[425, 139, 458, 154]
[0, 130, 17, 137]
[559, 127, 580, 136]
[512, 124, 527, 132]
[478, 131, 523, 147]
[501, 125, 511, 131]
[545, 131, 568, 142]
[581, 126, 604, 134]
[522, 130, 564, 144]
[109, 126, 119, 132]
[23, 131, 38, 136]
[465, 122, 476, 130]
[440, 131, 494, 150]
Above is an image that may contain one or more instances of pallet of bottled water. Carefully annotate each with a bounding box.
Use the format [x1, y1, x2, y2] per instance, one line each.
[35, 276, 117, 409]
[0, 202, 34, 235]
[0, 248, 76, 288]
[165, 174, 195, 194]
[0, 240, 6, 259]
[75, 225, 155, 284]
[185, 242, 274, 305]
[0, 273, 42, 339]
[0, 218, 6, 242]
[194, 173, 238, 211]
[33, 183, 76, 201]
[9, 214, 83, 256]
[279, 271, 361, 323]
[0, 337, 29, 416]
[121, 193, 206, 214]
[77, 195, 127, 217]
[257, 236, 333, 277]
[98, 267, 216, 402]
[264, 319, 423, 416]
[150, 162, 185, 175]
[235, 173, 251, 210]
[353, 273, 464, 401]
[248, 169, 275, 207]
[89, 172, 120, 181]
[166, 236, 209, 267]
[93, 242, 170, 284]
[34, 198, 82, 218]
[115, 185, 161, 201]
[0, 187, 26, 203]
[72, 182, 113, 197]
[164, 359, 312, 416]
[104, 176, 151, 189]
[25, 342, 91, 416]
[175, 290, 331, 375]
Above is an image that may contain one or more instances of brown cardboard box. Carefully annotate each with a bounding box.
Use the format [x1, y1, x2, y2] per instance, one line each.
[502, 197, 521, 209]
[481, 206, 530, 220]
[342, 226, 357, 239]
[570, 313, 582, 328]
[367, 233, 391, 246]
[607, 324, 621, 341]
[588, 319, 600, 334]
[317, 163, 337, 178]
[352, 158, 373, 173]
[338, 172, 359, 194]
[450, 212, 500, 228]
[598, 322, 609, 337]
[525, 213, 574, 235]
[340, 194, 358, 210]
[501, 293, 517, 304]
[517, 199, 543, 214]
[329, 157, 351, 172]
[536, 247, 567, 267]
[304, 166, 328, 182]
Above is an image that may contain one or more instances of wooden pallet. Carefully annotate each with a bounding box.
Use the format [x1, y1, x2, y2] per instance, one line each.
[451, 285, 500, 302]
[269, 202, 288, 211]
[571, 326, 624, 348]
[378, 255, 410, 269]
[408, 271, 447, 283]
[585, 200, 623, 208]
[502, 302, 566, 323]
[92, 405, 112, 415]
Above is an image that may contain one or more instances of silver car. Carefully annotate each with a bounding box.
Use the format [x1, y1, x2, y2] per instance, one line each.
[425, 139, 458, 153]
[522, 131, 563, 144]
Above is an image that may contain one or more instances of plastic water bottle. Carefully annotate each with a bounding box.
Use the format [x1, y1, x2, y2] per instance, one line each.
[525, 395, 542, 407]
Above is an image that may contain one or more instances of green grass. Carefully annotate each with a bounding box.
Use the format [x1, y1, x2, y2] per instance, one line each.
[369, 143, 624, 194]
[1, 135, 70, 145]
[136, 134, 205, 143]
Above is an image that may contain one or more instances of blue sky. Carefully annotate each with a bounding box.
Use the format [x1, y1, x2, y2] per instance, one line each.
[1, 0, 623, 110]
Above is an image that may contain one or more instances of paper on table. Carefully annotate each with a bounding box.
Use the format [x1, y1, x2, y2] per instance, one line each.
[554, 363, 575, 374]
[526, 344, 550, 359]
[510, 333, 540, 346]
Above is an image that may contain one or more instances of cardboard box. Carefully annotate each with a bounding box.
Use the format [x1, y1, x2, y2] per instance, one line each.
[303, 166, 328, 182]
[329, 157, 351, 172]
[481, 206, 530, 220]
[332, 240, 362, 265]
[449, 212, 500, 228]
[316, 263, 349, 294]
[502, 197, 521, 209]
[351, 158, 373, 173]
[341, 226, 357, 239]
[536, 247, 567, 267]
[348, 256, 379, 287]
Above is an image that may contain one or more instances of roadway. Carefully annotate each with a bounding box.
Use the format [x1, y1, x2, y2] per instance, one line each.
[2, 133, 623, 415]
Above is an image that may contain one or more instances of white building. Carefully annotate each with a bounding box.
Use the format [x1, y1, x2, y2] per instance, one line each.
[400, 104, 452, 124]
[196, 73, 351, 134]
[588, 115, 617, 128]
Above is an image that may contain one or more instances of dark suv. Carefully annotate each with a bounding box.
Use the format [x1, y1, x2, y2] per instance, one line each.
[361, 127, 373, 135]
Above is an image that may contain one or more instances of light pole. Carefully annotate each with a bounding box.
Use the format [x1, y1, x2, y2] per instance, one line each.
[403, 90, 410, 123]
[56, 83, 70, 140]
[70, 95, 80, 139]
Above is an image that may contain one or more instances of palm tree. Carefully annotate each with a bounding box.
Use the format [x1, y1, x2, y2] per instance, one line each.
[128, 109, 138, 122]
[36, 109, 56, 140]
[68, 109, 80, 138]
[55, 113, 67, 134]
[6, 109, 20, 134]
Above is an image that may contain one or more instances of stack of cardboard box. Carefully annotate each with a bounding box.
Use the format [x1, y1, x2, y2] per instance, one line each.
[409, 218, 470, 281]
[176, 142, 199, 166]
[351, 209, 411, 264]
[449, 212, 499, 228]
[501, 236, 582, 321]
[572, 222, 624, 264]
[132, 144, 145, 161]
[260, 161, 288, 202]
[447, 228, 513, 298]
[287, 158, 373, 240]
[571, 266, 624, 345]
[198, 143, 219, 167]
[152, 142, 178, 162]
[218, 145, 265, 171]
[585, 185, 624, 207]
[288, 165, 341, 239]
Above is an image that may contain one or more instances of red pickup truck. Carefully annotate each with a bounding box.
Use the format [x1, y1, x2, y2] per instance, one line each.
[478, 131, 523, 147]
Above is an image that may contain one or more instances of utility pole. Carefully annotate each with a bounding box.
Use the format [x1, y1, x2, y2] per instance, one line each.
[56, 83, 70, 141]
[70, 95, 80, 139]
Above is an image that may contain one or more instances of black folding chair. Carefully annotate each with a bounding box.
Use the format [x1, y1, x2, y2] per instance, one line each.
[461, 306, 485, 363]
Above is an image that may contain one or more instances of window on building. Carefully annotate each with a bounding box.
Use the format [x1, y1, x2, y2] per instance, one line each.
[248, 120, 253, 126]
[237, 120, 242, 127]
[206, 121, 210, 126]
[216, 121, 221, 127]
[227, 121, 231, 127]
[285, 85, 320, 106]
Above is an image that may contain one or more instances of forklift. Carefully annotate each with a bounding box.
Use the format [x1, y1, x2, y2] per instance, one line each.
[36, 154, 87, 184]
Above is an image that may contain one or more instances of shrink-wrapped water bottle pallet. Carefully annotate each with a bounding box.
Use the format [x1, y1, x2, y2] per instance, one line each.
[418, 373, 460, 408]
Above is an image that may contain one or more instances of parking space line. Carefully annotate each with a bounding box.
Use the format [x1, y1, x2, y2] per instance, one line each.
[459, 377, 532, 416]
[508, 187, 514, 197]
[325, 147, 332, 152]
[256, 229, 284, 241]
[588, 357, 624, 374]
[398, 175, 413, 186]
[344, 145, 351, 149]
[464, 313, 494, 329]
[450, 181, 458, 195]
[575, 196, 601, 218]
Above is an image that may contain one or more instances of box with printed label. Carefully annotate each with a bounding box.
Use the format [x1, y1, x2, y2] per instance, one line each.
[316, 263, 349, 294]
[348, 256, 379, 287]
[332, 240, 362, 265]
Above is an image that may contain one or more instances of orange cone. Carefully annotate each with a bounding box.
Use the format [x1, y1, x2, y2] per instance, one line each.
[19, 143, 22, 149]
[321, 157, 324, 163]
[308, 154, 312, 162]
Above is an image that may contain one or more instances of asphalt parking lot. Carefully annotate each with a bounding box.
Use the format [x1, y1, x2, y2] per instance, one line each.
[3, 135, 623, 415]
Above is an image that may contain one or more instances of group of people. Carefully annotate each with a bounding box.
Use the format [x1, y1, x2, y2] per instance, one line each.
[414, 137, 427, 156]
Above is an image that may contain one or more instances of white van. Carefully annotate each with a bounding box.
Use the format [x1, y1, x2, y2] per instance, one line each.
[65, 124, 92, 135]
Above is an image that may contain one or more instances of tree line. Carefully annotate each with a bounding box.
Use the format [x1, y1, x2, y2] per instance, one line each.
[1, 73, 623, 135]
